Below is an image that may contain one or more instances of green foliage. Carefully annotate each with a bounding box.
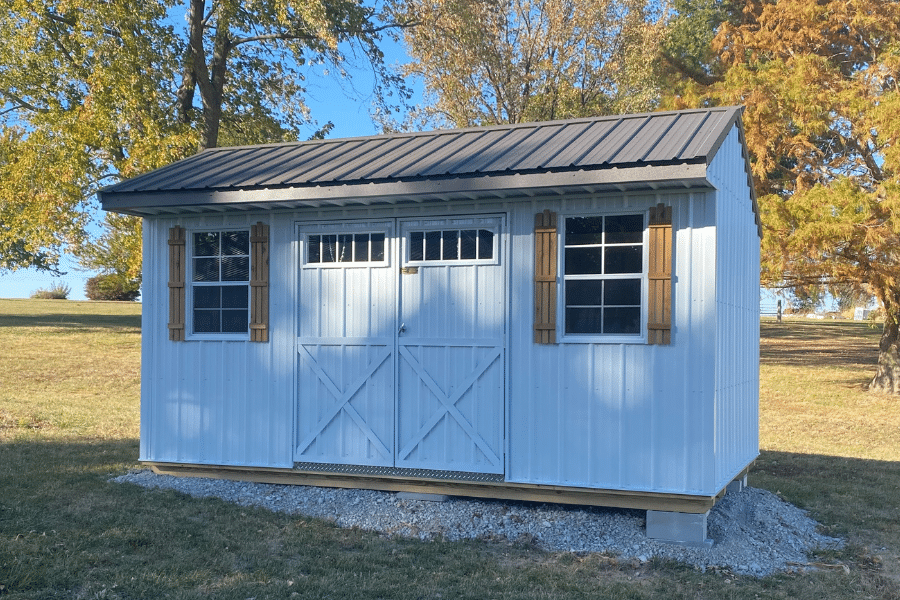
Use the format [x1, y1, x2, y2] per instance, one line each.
[0, 0, 410, 274]
[84, 274, 140, 302]
[388, 0, 666, 128]
[29, 282, 71, 300]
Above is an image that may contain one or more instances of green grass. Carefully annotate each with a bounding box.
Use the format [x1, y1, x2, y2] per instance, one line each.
[1, 301, 899, 599]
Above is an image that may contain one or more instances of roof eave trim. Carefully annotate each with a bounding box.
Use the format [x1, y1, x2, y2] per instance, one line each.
[99, 163, 710, 212]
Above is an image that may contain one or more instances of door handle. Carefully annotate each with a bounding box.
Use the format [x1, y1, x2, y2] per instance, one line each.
[398, 322, 406, 335]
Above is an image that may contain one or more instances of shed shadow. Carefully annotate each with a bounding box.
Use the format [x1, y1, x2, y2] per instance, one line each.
[760, 319, 880, 370]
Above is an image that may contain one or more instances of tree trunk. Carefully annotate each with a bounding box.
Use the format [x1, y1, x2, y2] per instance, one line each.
[870, 311, 900, 394]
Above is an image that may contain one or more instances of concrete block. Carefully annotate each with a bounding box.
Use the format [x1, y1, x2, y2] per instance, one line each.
[726, 473, 749, 495]
[646, 510, 713, 548]
[396, 491, 450, 502]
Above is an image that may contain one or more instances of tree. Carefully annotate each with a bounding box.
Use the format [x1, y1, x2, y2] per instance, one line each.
[0, 0, 409, 274]
[662, 0, 900, 392]
[387, 0, 667, 129]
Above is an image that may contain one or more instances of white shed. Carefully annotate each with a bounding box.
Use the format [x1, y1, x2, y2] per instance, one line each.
[100, 107, 761, 545]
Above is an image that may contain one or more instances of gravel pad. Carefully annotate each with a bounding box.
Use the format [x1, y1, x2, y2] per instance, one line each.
[114, 471, 842, 577]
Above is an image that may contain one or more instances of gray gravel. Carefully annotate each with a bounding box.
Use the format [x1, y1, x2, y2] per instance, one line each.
[113, 470, 842, 577]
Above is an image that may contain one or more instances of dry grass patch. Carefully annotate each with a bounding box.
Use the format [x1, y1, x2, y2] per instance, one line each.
[2, 302, 900, 599]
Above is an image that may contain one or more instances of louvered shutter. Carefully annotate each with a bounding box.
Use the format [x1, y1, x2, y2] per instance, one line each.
[534, 210, 558, 344]
[647, 203, 673, 345]
[168, 226, 186, 341]
[249, 222, 270, 342]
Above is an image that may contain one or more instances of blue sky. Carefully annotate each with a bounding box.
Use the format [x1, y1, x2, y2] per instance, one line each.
[0, 30, 419, 301]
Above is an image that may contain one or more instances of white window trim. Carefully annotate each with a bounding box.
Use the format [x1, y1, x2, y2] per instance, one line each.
[403, 224, 501, 267]
[301, 228, 392, 269]
[558, 210, 649, 344]
[185, 227, 252, 341]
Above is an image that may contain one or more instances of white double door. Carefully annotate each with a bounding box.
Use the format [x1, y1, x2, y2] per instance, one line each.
[296, 215, 505, 475]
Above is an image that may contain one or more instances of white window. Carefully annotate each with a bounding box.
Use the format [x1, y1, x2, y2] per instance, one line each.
[306, 232, 386, 264]
[190, 230, 250, 335]
[563, 214, 644, 336]
[406, 228, 496, 263]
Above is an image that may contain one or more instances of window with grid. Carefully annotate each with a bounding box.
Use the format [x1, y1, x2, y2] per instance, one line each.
[407, 228, 495, 262]
[191, 230, 250, 334]
[306, 232, 386, 264]
[563, 214, 644, 336]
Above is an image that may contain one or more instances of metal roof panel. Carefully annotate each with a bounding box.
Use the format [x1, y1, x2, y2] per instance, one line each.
[99, 107, 748, 201]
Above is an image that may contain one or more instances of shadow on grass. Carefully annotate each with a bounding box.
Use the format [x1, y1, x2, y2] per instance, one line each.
[752, 450, 900, 545]
[761, 319, 880, 369]
[0, 312, 141, 330]
[2, 439, 900, 598]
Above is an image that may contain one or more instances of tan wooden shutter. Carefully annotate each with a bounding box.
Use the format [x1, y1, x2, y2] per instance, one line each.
[534, 210, 558, 344]
[647, 203, 673, 345]
[168, 226, 186, 341]
[249, 222, 270, 342]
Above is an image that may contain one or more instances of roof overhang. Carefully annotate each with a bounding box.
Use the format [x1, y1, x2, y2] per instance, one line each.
[100, 162, 712, 217]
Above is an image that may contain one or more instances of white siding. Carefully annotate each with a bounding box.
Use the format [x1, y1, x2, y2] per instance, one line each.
[141, 156, 758, 495]
[141, 214, 295, 467]
[506, 192, 719, 495]
[708, 125, 761, 489]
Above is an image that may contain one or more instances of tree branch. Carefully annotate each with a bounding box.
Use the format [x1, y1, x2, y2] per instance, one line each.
[0, 91, 49, 114]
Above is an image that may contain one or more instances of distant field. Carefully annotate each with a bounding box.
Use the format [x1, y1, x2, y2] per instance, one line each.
[1, 300, 898, 599]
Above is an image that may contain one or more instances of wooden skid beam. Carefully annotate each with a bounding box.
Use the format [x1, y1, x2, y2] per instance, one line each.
[147, 462, 721, 514]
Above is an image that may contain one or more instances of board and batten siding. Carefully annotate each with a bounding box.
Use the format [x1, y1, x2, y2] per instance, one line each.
[141, 215, 295, 467]
[708, 124, 761, 490]
[506, 191, 719, 495]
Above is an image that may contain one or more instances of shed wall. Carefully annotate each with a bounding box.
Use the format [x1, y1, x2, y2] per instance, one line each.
[141, 181, 754, 496]
[708, 125, 761, 488]
[141, 215, 295, 467]
[505, 192, 719, 495]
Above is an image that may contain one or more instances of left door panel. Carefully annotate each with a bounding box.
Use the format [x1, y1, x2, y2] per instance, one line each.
[295, 221, 395, 466]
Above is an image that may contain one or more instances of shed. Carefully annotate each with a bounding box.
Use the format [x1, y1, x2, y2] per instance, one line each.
[99, 106, 760, 545]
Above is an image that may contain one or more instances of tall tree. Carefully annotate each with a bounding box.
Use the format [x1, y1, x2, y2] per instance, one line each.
[388, 0, 667, 128]
[663, 0, 900, 392]
[0, 0, 408, 274]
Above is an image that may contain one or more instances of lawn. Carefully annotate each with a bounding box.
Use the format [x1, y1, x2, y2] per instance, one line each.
[1, 300, 899, 599]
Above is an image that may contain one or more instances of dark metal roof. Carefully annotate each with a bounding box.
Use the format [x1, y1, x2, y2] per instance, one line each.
[99, 106, 754, 218]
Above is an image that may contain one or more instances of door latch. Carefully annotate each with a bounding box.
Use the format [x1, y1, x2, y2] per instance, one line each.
[398, 322, 406, 335]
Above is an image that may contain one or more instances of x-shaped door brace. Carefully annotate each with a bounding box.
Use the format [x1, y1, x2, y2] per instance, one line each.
[397, 345, 502, 467]
[296, 344, 393, 459]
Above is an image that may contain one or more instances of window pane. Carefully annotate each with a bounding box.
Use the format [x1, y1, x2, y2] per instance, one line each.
[425, 231, 441, 260]
[565, 247, 603, 275]
[460, 230, 477, 259]
[337, 234, 353, 262]
[307, 235, 321, 263]
[221, 256, 250, 281]
[566, 216, 604, 246]
[194, 286, 220, 309]
[442, 230, 459, 260]
[353, 234, 369, 261]
[409, 232, 424, 261]
[222, 309, 248, 333]
[193, 257, 219, 282]
[478, 230, 494, 259]
[193, 232, 219, 257]
[221, 285, 248, 309]
[565, 307, 603, 334]
[605, 214, 643, 244]
[222, 231, 249, 255]
[565, 280, 603, 306]
[371, 233, 385, 261]
[604, 279, 641, 305]
[321, 235, 337, 263]
[194, 309, 220, 333]
[604, 307, 641, 334]
[605, 246, 642, 274]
